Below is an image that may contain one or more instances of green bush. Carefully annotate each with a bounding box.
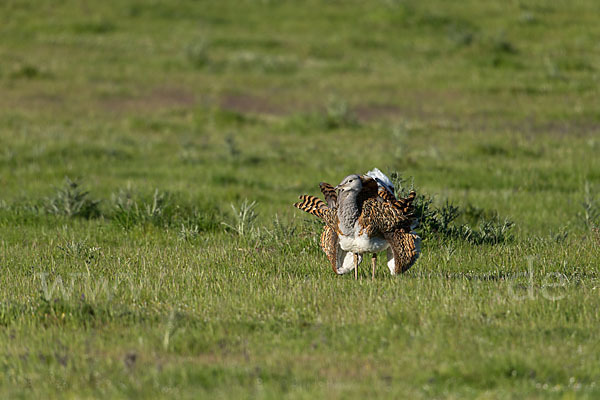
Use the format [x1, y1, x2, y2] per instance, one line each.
[391, 172, 514, 245]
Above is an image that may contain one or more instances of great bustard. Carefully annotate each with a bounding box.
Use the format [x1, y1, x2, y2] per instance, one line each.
[294, 169, 420, 279]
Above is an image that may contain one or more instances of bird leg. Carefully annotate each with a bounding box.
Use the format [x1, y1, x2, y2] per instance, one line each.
[354, 253, 359, 280]
[371, 253, 377, 280]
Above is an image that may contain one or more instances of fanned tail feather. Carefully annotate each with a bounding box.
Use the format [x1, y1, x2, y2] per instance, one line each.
[395, 190, 417, 214]
[377, 186, 417, 217]
[366, 168, 416, 214]
[293, 195, 328, 219]
[377, 186, 396, 203]
[366, 168, 395, 195]
[319, 182, 337, 207]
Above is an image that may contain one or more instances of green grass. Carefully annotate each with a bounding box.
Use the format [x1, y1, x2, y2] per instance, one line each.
[1, 0, 600, 398]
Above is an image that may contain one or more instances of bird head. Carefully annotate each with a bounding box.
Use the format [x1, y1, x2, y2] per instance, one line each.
[335, 174, 363, 193]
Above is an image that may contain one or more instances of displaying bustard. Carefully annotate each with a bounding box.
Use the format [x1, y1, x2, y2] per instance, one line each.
[294, 169, 420, 278]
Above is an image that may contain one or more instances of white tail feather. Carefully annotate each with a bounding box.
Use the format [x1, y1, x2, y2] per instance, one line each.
[366, 168, 395, 196]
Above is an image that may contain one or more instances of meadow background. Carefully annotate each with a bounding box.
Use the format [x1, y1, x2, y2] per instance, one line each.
[1, 0, 600, 398]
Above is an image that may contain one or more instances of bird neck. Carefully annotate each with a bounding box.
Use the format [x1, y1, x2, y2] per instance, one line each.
[337, 190, 360, 235]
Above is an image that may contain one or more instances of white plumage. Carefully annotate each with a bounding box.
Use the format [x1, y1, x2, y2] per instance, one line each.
[366, 168, 395, 196]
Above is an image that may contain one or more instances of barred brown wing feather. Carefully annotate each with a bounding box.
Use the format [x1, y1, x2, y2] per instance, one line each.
[319, 182, 337, 207]
[320, 225, 339, 274]
[365, 190, 419, 232]
[384, 230, 421, 274]
[361, 199, 406, 232]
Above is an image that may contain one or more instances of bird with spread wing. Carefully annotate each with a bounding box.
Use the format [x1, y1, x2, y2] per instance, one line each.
[294, 169, 421, 279]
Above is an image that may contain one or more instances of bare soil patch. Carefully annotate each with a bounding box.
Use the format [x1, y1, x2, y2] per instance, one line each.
[219, 92, 288, 116]
[101, 87, 196, 113]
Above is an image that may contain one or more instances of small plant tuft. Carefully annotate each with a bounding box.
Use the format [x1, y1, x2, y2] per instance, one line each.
[579, 182, 600, 230]
[45, 177, 101, 219]
[178, 223, 201, 241]
[222, 199, 258, 236]
[57, 239, 102, 265]
[492, 32, 517, 54]
[10, 64, 42, 79]
[110, 187, 219, 231]
[324, 98, 359, 130]
[186, 39, 210, 68]
[111, 188, 174, 229]
[284, 98, 359, 133]
[111, 188, 169, 228]
[225, 133, 240, 159]
[72, 19, 116, 34]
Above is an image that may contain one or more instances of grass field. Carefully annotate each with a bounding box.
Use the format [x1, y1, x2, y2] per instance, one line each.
[1, 0, 600, 398]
